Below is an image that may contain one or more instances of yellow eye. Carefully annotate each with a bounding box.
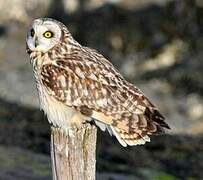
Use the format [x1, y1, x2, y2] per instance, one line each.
[43, 31, 54, 38]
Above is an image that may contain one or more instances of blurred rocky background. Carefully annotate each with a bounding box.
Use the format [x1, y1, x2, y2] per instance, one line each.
[0, 0, 202, 179]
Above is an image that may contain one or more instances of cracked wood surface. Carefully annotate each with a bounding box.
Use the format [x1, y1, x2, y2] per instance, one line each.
[51, 124, 97, 180]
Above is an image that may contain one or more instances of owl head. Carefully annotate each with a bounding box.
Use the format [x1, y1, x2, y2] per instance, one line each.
[26, 18, 69, 53]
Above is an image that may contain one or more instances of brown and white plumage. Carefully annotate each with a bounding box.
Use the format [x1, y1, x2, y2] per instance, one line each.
[26, 18, 170, 147]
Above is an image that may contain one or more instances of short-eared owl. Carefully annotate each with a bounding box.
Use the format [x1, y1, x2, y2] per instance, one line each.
[26, 18, 170, 147]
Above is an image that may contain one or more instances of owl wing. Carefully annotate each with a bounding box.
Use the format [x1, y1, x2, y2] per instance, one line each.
[41, 47, 170, 146]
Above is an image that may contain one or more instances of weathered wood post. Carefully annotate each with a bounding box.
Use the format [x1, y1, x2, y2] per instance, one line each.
[51, 124, 97, 180]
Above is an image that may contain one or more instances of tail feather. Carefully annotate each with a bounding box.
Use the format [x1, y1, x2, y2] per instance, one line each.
[93, 106, 170, 147]
[108, 108, 169, 146]
[145, 107, 170, 130]
[110, 126, 151, 147]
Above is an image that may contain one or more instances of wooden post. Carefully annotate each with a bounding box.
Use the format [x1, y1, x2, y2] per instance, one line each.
[51, 124, 97, 180]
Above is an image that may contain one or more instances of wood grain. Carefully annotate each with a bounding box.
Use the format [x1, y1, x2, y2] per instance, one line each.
[51, 124, 97, 180]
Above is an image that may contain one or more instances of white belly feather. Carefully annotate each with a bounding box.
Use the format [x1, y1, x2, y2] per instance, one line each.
[37, 83, 85, 129]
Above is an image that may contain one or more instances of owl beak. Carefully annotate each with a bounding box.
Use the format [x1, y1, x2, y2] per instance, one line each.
[34, 36, 39, 47]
